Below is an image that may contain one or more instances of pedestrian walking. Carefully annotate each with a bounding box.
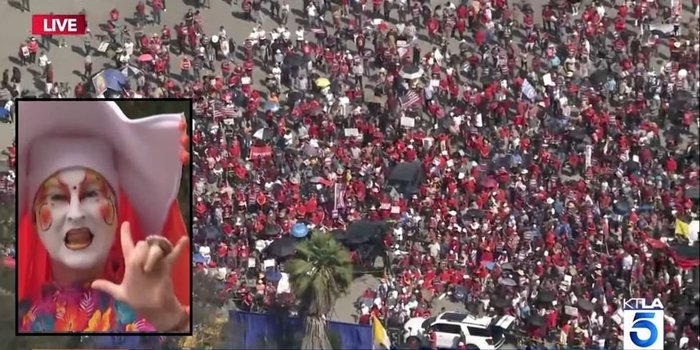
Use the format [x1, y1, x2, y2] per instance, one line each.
[152, 0, 164, 25]
[84, 54, 93, 80]
[352, 59, 364, 89]
[41, 35, 52, 52]
[180, 56, 192, 82]
[270, 0, 280, 19]
[18, 42, 30, 66]
[136, 0, 147, 27]
[45, 61, 54, 89]
[27, 37, 38, 64]
[38, 52, 49, 78]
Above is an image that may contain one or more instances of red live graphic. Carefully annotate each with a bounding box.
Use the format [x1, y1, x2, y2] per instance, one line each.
[31, 14, 87, 35]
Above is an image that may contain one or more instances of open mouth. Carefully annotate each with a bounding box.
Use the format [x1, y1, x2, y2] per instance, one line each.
[64, 228, 94, 250]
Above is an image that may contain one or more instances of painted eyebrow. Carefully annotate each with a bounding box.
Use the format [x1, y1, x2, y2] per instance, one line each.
[79, 177, 111, 198]
[53, 177, 71, 194]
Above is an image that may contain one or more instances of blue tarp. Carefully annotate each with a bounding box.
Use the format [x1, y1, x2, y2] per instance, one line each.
[229, 310, 373, 350]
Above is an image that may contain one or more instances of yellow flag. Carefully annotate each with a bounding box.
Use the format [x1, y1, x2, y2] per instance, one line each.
[372, 315, 392, 349]
[675, 219, 690, 238]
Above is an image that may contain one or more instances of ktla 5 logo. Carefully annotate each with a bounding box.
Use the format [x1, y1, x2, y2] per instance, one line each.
[623, 298, 664, 350]
[31, 14, 87, 36]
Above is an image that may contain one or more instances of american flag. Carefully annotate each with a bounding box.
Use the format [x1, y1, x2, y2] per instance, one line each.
[521, 79, 536, 100]
[400, 90, 421, 110]
[213, 104, 237, 119]
[334, 183, 346, 210]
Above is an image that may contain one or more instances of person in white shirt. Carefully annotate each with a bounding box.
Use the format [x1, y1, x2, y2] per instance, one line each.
[281, 1, 290, 25]
[123, 38, 134, 57]
[272, 63, 282, 86]
[4, 100, 13, 114]
[429, 241, 440, 258]
[432, 47, 443, 66]
[622, 252, 633, 271]
[218, 25, 227, 40]
[393, 226, 404, 242]
[38, 52, 49, 66]
[38, 52, 49, 78]
[199, 244, 212, 264]
[295, 27, 305, 49]
[306, 3, 317, 27]
[118, 51, 130, 66]
[595, 3, 605, 20]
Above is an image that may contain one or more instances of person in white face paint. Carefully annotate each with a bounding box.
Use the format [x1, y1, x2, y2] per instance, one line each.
[17, 100, 191, 333]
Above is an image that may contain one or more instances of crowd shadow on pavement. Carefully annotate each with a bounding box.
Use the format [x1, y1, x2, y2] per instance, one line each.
[124, 17, 140, 28]
[7, 0, 23, 11]
[71, 70, 84, 79]
[7, 57, 22, 67]
[70, 45, 86, 57]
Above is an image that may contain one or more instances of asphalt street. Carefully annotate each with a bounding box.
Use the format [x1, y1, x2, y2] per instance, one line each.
[0, 0, 697, 347]
[0, 0, 696, 147]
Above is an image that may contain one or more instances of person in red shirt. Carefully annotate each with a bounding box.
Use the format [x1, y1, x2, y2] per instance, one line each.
[665, 155, 677, 173]
[109, 8, 119, 22]
[45, 62, 54, 85]
[27, 38, 39, 64]
[136, 1, 146, 27]
[455, 17, 466, 40]
[216, 242, 228, 265]
[152, 0, 164, 25]
[427, 17, 440, 41]
[428, 328, 438, 350]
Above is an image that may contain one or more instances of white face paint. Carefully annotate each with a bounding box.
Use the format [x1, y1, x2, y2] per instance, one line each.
[32, 167, 117, 270]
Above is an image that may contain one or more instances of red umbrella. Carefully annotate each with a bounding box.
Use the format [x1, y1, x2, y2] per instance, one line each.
[481, 177, 498, 188]
[645, 237, 666, 250]
[138, 53, 154, 62]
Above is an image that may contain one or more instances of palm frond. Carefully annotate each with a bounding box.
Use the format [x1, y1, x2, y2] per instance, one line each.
[286, 232, 353, 316]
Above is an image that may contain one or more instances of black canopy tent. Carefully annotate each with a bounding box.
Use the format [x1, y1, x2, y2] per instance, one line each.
[343, 220, 387, 246]
[265, 237, 298, 258]
[387, 161, 424, 195]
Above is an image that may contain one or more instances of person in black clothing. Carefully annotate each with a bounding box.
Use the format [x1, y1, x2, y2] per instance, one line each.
[270, 0, 280, 19]
[11, 67, 21, 85]
[41, 34, 53, 51]
[412, 45, 421, 65]
[630, 35, 641, 63]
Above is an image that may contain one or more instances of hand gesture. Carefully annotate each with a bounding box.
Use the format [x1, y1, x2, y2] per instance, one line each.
[91, 221, 188, 331]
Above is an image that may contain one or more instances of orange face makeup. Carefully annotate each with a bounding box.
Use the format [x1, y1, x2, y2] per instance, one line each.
[81, 170, 115, 226]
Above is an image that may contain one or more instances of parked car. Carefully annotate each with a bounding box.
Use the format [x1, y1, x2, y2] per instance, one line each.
[648, 22, 675, 37]
[403, 312, 516, 350]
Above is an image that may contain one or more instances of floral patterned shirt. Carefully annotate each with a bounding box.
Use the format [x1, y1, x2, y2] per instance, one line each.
[18, 283, 155, 333]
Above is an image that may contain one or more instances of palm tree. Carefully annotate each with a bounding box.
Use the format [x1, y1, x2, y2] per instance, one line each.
[286, 232, 353, 350]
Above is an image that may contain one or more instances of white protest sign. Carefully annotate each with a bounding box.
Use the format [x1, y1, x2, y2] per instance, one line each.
[344, 128, 360, 137]
[400, 116, 415, 127]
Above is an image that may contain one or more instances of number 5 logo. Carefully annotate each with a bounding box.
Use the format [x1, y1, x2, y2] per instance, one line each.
[630, 312, 659, 348]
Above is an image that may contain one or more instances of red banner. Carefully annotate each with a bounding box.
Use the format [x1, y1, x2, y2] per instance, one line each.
[249, 146, 272, 159]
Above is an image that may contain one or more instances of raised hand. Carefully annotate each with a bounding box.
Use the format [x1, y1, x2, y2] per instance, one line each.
[91, 221, 189, 331]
